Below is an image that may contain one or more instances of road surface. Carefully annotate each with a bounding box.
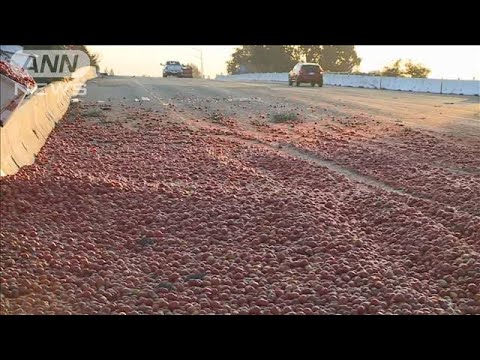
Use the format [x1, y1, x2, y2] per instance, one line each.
[83, 76, 480, 140]
[2, 76, 479, 315]
[79, 76, 480, 214]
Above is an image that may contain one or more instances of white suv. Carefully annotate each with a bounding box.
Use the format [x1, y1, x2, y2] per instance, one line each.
[162, 61, 182, 77]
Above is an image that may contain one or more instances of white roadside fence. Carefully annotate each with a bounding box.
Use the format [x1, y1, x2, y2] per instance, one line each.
[215, 73, 480, 96]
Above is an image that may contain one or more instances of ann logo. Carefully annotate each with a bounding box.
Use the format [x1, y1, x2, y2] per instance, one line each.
[27, 54, 79, 74]
[17, 49, 90, 78]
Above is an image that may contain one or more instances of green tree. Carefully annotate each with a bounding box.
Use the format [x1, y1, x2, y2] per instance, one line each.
[380, 59, 431, 78]
[381, 59, 404, 77]
[285, 45, 361, 72]
[109, 68, 114, 76]
[227, 46, 250, 74]
[319, 46, 361, 72]
[404, 60, 431, 78]
[227, 46, 296, 74]
[287, 45, 318, 63]
[227, 45, 361, 74]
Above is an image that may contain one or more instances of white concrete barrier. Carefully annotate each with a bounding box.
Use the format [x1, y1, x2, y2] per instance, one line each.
[324, 74, 381, 89]
[357, 76, 382, 89]
[441, 80, 480, 96]
[380, 77, 411, 91]
[412, 78, 443, 93]
[216, 73, 288, 83]
[380, 77, 444, 93]
[216, 73, 479, 96]
[0, 66, 97, 176]
[324, 74, 341, 86]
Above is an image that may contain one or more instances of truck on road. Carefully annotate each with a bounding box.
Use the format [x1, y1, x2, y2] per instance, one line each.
[162, 61, 183, 77]
[180, 65, 193, 78]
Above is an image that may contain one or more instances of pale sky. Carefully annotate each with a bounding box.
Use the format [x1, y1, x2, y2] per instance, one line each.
[87, 46, 480, 80]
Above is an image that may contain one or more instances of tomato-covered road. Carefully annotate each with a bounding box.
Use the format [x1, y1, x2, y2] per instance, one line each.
[1, 76, 479, 314]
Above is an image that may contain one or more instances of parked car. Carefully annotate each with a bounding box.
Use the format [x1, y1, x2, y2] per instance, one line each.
[288, 62, 324, 87]
[162, 61, 183, 77]
[180, 65, 193, 78]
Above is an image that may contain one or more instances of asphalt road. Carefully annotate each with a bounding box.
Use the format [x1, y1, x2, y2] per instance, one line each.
[83, 76, 479, 139]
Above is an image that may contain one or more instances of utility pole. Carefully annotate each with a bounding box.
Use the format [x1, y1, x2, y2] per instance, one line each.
[192, 47, 204, 78]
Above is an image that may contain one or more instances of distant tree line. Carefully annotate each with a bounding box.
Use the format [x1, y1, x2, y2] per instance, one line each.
[375, 59, 431, 78]
[227, 46, 432, 78]
[227, 46, 361, 74]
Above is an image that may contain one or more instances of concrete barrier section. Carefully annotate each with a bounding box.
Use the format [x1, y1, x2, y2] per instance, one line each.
[413, 79, 443, 93]
[379, 77, 439, 93]
[216, 73, 288, 83]
[325, 74, 381, 89]
[349, 75, 381, 89]
[441, 80, 480, 96]
[0, 66, 97, 176]
[324, 74, 341, 86]
[380, 77, 409, 91]
[216, 73, 479, 96]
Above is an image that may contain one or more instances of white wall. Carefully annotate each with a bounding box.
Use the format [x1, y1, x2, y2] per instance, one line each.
[216, 73, 479, 96]
[441, 80, 479, 96]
